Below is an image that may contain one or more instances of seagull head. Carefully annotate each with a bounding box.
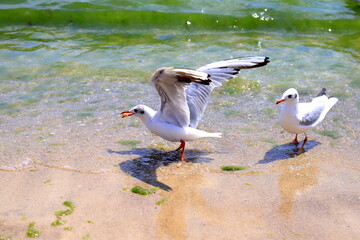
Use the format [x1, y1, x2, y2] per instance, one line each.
[120, 105, 155, 122]
[276, 88, 299, 104]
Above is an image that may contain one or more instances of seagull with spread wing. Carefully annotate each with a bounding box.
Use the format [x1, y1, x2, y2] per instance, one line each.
[121, 57, 270, 161]
[276, 87, 338, 153]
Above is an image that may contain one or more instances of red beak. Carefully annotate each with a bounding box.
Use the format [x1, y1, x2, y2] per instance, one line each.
[276, 99, 285, 104]
[120, 111, 135, 118]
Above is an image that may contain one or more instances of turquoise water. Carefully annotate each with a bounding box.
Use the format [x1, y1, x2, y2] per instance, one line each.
[0, 0, 359, 170]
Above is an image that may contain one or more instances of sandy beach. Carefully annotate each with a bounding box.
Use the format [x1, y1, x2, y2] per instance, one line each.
[1, 108, 359, 239]
[1, 1, 360, 238]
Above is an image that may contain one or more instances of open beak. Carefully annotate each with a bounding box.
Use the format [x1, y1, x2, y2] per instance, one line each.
[120, 110, 135, 118]
[276, 99, 285, 104]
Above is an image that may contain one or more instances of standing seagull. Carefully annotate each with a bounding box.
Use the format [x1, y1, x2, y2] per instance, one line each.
[276, 88, 338, 153]
[121, 56, 270, 161]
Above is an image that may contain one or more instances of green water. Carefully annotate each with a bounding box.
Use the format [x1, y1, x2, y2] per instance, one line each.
[0, 0, 359, 169]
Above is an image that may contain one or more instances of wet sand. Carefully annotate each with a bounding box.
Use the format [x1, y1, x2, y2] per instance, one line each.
[1, 107, 359, 240]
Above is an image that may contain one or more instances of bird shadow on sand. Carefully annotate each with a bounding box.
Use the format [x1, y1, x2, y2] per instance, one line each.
[257, 140, 321, 164]
[108, 148, 213, 191]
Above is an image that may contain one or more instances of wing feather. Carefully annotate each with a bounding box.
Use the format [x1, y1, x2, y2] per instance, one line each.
[151, 67, 210, 127]
[186, 56, 270, 127]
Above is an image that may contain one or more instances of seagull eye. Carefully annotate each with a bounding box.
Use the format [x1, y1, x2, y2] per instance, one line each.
[288, 94, 292, 99]
[134, 109, 138, 113]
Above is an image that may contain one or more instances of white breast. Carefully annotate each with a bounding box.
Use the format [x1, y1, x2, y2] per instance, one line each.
[279, 104, 312, 134]
[145, 118, 220, 142]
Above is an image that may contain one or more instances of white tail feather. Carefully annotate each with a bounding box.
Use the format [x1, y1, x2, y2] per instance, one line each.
[204, 132, 222, 138]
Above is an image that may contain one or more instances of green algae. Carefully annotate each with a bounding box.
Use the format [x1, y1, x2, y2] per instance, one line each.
[62, 201, 74, 208]
[82, 234, 90, 239]
[51, 219, 66, 226]
[219, 78, 260, 95]
[293, 233, 304, 237]
[131, 186, 158, 195]
[48, 142, 66, 147]
[221, 166, 248, 171]
[14, 128, 26, 134]
[87, 220, 94, 224]
[116, 139, 141, 148]
[0, 237, 12, 240]
[52, 201, 75, 232]
[26, 222, 40, 238]
[262, 138, 279, 147]
[156, 198, 169, 206]
[150, 141, 171, 151]
[314, 129, 341, 139]
[55, 209, 73, 216]
[43, 179, 51, 184]
[54, 201, 75, 216]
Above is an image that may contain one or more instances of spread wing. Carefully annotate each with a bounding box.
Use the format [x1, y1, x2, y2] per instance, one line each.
[186, 56, 270, 127]
[151, 67, 211, 127]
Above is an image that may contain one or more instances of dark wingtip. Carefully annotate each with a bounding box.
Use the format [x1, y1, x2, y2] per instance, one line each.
[253, 56, 270, 68]
[261, 56, 270, 66]
[316, 88, 327, 97]
[194, 79, 211, 85]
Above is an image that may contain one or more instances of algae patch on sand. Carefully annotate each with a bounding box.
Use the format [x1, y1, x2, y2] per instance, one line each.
[82, 234, 90, 239]
[51, 219, 66, 226]
[248, 171, 263, 174]
[131, 186, 158, 195]
[314, 129, 341, 139]
[54, 201, 75, 216]
[26, 222, 40, 238]
[156, 198, 169, 206]
[116, 139, 141, 148]
[221, 165, 248, 171]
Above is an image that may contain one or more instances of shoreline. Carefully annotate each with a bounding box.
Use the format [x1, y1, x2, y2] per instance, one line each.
[1, 134, 359, 239]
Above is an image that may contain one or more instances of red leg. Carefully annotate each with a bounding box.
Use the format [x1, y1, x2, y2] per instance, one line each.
[297, 134, 307, 153]
[292, 134, 299, 145]
[176, 140, 186, 162]
[175, 140, 185, 151]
